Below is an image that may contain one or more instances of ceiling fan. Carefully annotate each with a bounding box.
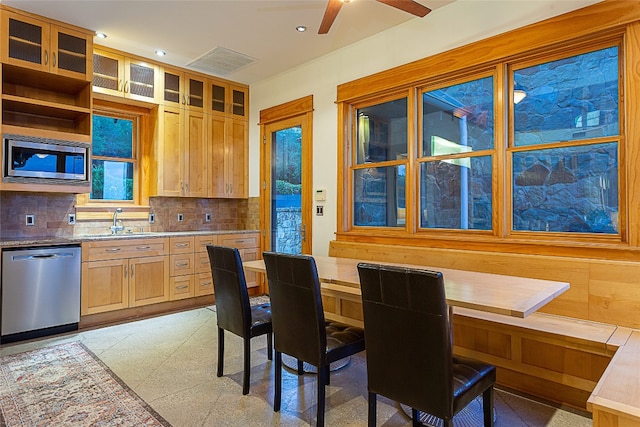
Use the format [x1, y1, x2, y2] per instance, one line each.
[318, 0, 431, 34]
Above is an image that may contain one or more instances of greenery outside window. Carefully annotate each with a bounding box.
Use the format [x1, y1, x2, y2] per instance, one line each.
[510, 44, 620, 234]
[352, 97, 408, 227]
[419, 75, 495, 230]
[91, 113, 137, 201]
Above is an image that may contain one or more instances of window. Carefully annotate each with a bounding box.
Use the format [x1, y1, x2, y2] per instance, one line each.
[352, 97, 408, 227]
[91, 113, 137, 201]
[342, 35, 624, 244]
[419, 75, 495, 230]
[510, 44, 620, 234]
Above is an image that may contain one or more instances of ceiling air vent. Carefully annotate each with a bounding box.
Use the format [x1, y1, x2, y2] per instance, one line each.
[186, 47, 255, 76]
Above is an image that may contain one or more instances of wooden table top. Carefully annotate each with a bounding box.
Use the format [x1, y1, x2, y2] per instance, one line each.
[243, 255, 569, 318]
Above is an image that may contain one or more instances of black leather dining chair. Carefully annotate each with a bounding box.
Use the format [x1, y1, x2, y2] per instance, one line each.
[207, 245, 273, 395]
[262, 251, 366, 427]
[357, 262, 496, 427]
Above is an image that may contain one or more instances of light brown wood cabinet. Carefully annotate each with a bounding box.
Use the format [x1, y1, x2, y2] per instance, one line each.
[210, 81, 248, 120]
[93, 47, 160, 103]
[0, 6, 93, 144]
[161, 68, 207, 111]
[1, 8, 92, 81]
[194, 235, 216, 297]
[81, 238, 169, 315]
[169, 236, 195, 300]
[208, 115, 248, 198]
[154, 105, 208, 197]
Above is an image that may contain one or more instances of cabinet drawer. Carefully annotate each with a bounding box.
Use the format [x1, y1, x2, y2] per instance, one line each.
[170, 236, 194, 254]
[170, 253, 194, 276]
[170, 275, 194, 300]
[218, 233, 259, 249]
[195, 234, 217, 252]
[82, 238, 167, 261]
[195, 272, 214, 297]
[195, 251, 211, 274]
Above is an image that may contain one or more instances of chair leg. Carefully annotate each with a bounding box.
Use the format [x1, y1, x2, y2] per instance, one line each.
[483, 386, 494, 427]
[368, 392, 377, 427]
[297, 359, 304, 375]
[217, 328, 224, 377]
[242, 337, 251, 395]
[317, 365, 327, 427]
[267, 332, 273, 361]
[411, 408, 420, 427]
[274, 351, 282, 412]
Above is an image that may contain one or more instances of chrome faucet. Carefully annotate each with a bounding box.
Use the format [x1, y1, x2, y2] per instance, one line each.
[110, 208, 124, 234]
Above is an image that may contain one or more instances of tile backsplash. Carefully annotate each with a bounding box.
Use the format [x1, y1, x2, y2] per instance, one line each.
[0, 192, 260, 239]
[0, 192, 76, 238]
[148, 196, 259, 232]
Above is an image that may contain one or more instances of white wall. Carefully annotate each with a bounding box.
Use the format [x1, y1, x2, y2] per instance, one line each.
[249, 0, 600, 256]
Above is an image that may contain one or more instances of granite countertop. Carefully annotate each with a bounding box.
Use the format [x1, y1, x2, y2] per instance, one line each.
[0, 230, 259, 248]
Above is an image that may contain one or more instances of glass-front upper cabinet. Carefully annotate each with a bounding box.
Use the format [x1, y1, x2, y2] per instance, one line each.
[93, 48, 159, 102]
[210, 81, 248, 119]
[163, 68, 183, 107]
[1, 9, 92, 80]
[352, 96, 408, 228]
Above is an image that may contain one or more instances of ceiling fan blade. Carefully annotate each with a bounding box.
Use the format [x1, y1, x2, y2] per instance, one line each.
[376, 0, 431, 17]
[318, 0, 343, 34]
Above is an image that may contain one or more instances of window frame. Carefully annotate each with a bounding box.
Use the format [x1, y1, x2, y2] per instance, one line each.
[90, 110, 139, 203]
[347, 90, 415, 233]
[340, 32, 626, 246]
[506, 37, 625, 243]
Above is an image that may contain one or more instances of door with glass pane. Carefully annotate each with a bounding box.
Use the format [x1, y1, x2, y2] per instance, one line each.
[262, 114, 312, 256]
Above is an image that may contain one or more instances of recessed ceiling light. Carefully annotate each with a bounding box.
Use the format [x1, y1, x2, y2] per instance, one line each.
[95, 32, 107, 39]
[296, 26, 307, 32]
[155, 50, 167, 57]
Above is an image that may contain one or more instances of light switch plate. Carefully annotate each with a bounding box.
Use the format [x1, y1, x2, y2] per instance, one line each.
[149, 213, 155, 223]
[26, 214, 35, 226]
[205, 213, 211, 222]
[68, 213, 76, 225]
[178, 213, 184, 222]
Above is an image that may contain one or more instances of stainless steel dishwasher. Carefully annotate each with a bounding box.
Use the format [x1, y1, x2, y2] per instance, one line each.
[1, 245, 81, 343]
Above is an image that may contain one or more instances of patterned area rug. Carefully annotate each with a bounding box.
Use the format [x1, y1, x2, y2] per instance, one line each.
[0, 342, 170, 426]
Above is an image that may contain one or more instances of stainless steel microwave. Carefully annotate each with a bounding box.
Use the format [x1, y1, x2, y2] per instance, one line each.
[3, 135, 89, 184]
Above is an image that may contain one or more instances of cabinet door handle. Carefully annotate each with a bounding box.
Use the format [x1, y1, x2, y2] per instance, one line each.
[176, 285, 189, 290]
[44, 50, 48, 66]
[201, 281, 212, 287]
[106, 248, 121, 252]
[52, 52, 56, 68]
[131, 265, 134, 277]
[176, 243, 189, 248]
[124, 81, 130, 93]
[136, 246, 151, 250]
[176, 262, 188, 267]
[118, 79, 123, 91]
[124, 264, 128, 279]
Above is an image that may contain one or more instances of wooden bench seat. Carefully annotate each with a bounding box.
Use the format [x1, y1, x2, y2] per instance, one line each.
[452, 307, 623, 410]
[588, 330, 640, 427]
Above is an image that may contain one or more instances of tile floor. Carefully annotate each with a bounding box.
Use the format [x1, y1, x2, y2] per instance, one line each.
[0, 308, 593, 426]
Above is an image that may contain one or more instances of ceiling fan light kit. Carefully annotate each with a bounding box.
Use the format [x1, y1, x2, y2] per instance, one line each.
[318, 0, 431, 34]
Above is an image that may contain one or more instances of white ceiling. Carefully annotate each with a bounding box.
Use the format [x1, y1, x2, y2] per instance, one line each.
[2, 0, 453, 84]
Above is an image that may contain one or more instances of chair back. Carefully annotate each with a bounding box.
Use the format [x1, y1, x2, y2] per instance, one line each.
[207, 245, 252, 337]
[263, 252, 327, 366]
[357, 263, 454, 419]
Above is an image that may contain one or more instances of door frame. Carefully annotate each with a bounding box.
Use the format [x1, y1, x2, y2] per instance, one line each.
[259, 95, 313, 261]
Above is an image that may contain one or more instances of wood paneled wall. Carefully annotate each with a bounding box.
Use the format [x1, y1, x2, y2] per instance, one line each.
[329, 240, 640, 329]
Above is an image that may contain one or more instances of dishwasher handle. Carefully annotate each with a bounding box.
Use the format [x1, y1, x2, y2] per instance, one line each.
[11, 252, 76, 261]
